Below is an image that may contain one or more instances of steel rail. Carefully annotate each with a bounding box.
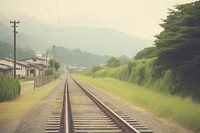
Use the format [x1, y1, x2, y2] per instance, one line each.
[64, 76, 73, 133]
[71, 76, 140, 133]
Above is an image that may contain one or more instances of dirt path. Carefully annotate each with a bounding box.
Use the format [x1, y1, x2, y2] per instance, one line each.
[15, 78, 65, 133]
[0, 78, 65, 133]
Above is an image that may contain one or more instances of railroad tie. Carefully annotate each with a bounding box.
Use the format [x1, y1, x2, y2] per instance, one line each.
[44, 92, 64, 133]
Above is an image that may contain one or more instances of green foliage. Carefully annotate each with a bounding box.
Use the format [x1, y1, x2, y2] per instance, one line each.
[44, 68, 60, 79]
[53, 71, 61, 79]
[92, 66, 102, 73]
[106, 57, 120, 68]
[155, 1, 200, 67]
[119, 55, 129, 64]
[90, 57, 199, 100]
[0, 75, 21, 102]
[44, 68, 53, 76]
[77, 75, 200, 132]
[48, 59, 60, 71]
[134, 47, 156, 59]
[154, 1, 200, 99]
[85, 1, 200, 101]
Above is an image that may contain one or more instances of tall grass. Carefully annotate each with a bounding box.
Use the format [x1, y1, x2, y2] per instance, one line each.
[76, 75, 200, 132]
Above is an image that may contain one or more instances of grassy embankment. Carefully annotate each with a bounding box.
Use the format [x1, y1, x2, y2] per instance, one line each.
[76, 75, 200, 132]
[0, 76, 63, 126]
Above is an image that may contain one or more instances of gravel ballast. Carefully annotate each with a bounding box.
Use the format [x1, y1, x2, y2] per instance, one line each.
[15, 78, 65, 133]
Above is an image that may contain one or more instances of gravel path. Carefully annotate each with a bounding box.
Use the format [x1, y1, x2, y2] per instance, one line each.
[15, 78, 65, 133]
[77, 79, 193, 133]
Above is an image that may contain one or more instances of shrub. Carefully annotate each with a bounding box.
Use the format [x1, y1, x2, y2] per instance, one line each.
[0, 74, 21, 102]
[44, 68, 53, 76]
[54, 71, 61, 79]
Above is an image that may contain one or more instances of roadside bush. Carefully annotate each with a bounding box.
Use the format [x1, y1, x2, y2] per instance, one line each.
[0, 74, 21, 102]
[44, 68, 61, 79]
[44, 68, 53, 76]
[90, 58, 178, 94]
[90, 57, 200, 101]
[54, 71, 61, 79]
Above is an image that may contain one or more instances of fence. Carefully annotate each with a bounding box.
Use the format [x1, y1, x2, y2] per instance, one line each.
[34, 75, 54, 89]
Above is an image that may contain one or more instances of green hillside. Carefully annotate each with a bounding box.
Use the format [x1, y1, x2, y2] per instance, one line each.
[88, 1, 200, 101]
[49, 46, 109, 67]
[0, 40, 35, 60]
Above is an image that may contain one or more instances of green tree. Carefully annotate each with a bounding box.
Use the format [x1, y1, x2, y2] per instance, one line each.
[44, 68, 53, 76]
[155, 1, 200, 67]
[154, 1, 200, 99]
[92, 66, 102, 73]
[49, 59, 60, 71]
[134, 47, 156, 59]
[119, 55, 129, 65]
[106, 57, 120, 68]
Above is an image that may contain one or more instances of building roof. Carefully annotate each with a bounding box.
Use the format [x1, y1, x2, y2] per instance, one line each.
[28, 62, 43, 69]
[0, 58, 29, 67]
[0, 64, 13, 70]
[22, 57, 46, 61]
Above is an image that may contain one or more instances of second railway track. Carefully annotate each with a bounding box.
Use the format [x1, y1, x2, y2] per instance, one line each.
[64, 75, 153, 133]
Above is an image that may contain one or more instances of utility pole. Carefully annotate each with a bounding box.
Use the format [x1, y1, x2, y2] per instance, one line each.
[10, 20, 20, 78]
[46, 50, 48, 69]
[53, 45, 55, 79]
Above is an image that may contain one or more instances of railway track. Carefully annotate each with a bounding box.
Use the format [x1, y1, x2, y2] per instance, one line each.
[45, 75, 153, 133]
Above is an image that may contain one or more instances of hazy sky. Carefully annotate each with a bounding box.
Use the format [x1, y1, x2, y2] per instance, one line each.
[0, 0, 197, 40]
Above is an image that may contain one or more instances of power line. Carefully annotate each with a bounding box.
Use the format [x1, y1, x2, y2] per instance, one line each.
[27, 0, 38, 21]
[0, 13, 10, 22]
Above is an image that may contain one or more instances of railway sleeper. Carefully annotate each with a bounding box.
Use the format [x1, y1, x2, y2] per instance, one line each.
[45, 127, 61, 130]
[74, 127, 120, 130]
[73, 125, 116, 128]
[74, 129, 123, 133]
[48, 119, 61, 122]
[44, 130, 60, 133]
[138, 129, 153, 133]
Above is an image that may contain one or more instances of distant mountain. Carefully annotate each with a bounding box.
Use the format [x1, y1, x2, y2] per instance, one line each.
[0, 17, 153, 57]
[49, 46, 109, 67]
[0, 20, 51, 51]
[0, 21, 12, 40]
[57, 27, 153, 57]
[0, 39, 107, 66]
[0, 40, 35, 60]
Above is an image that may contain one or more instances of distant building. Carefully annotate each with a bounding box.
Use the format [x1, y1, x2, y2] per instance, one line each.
[0, 58, 29, 78]
[35, 51, 49, 67]
[0, 58, 44, 78]
[0, 64, 13, 76]
[35, 51, 46, 60]
[22, 57, 46, 68]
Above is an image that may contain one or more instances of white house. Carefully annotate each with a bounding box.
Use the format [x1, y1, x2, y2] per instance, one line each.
[0, 64, 13, 76]
[0, 58, 43, 78]
[23, 57, 46, 68]
[0, 58, 29, 78]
